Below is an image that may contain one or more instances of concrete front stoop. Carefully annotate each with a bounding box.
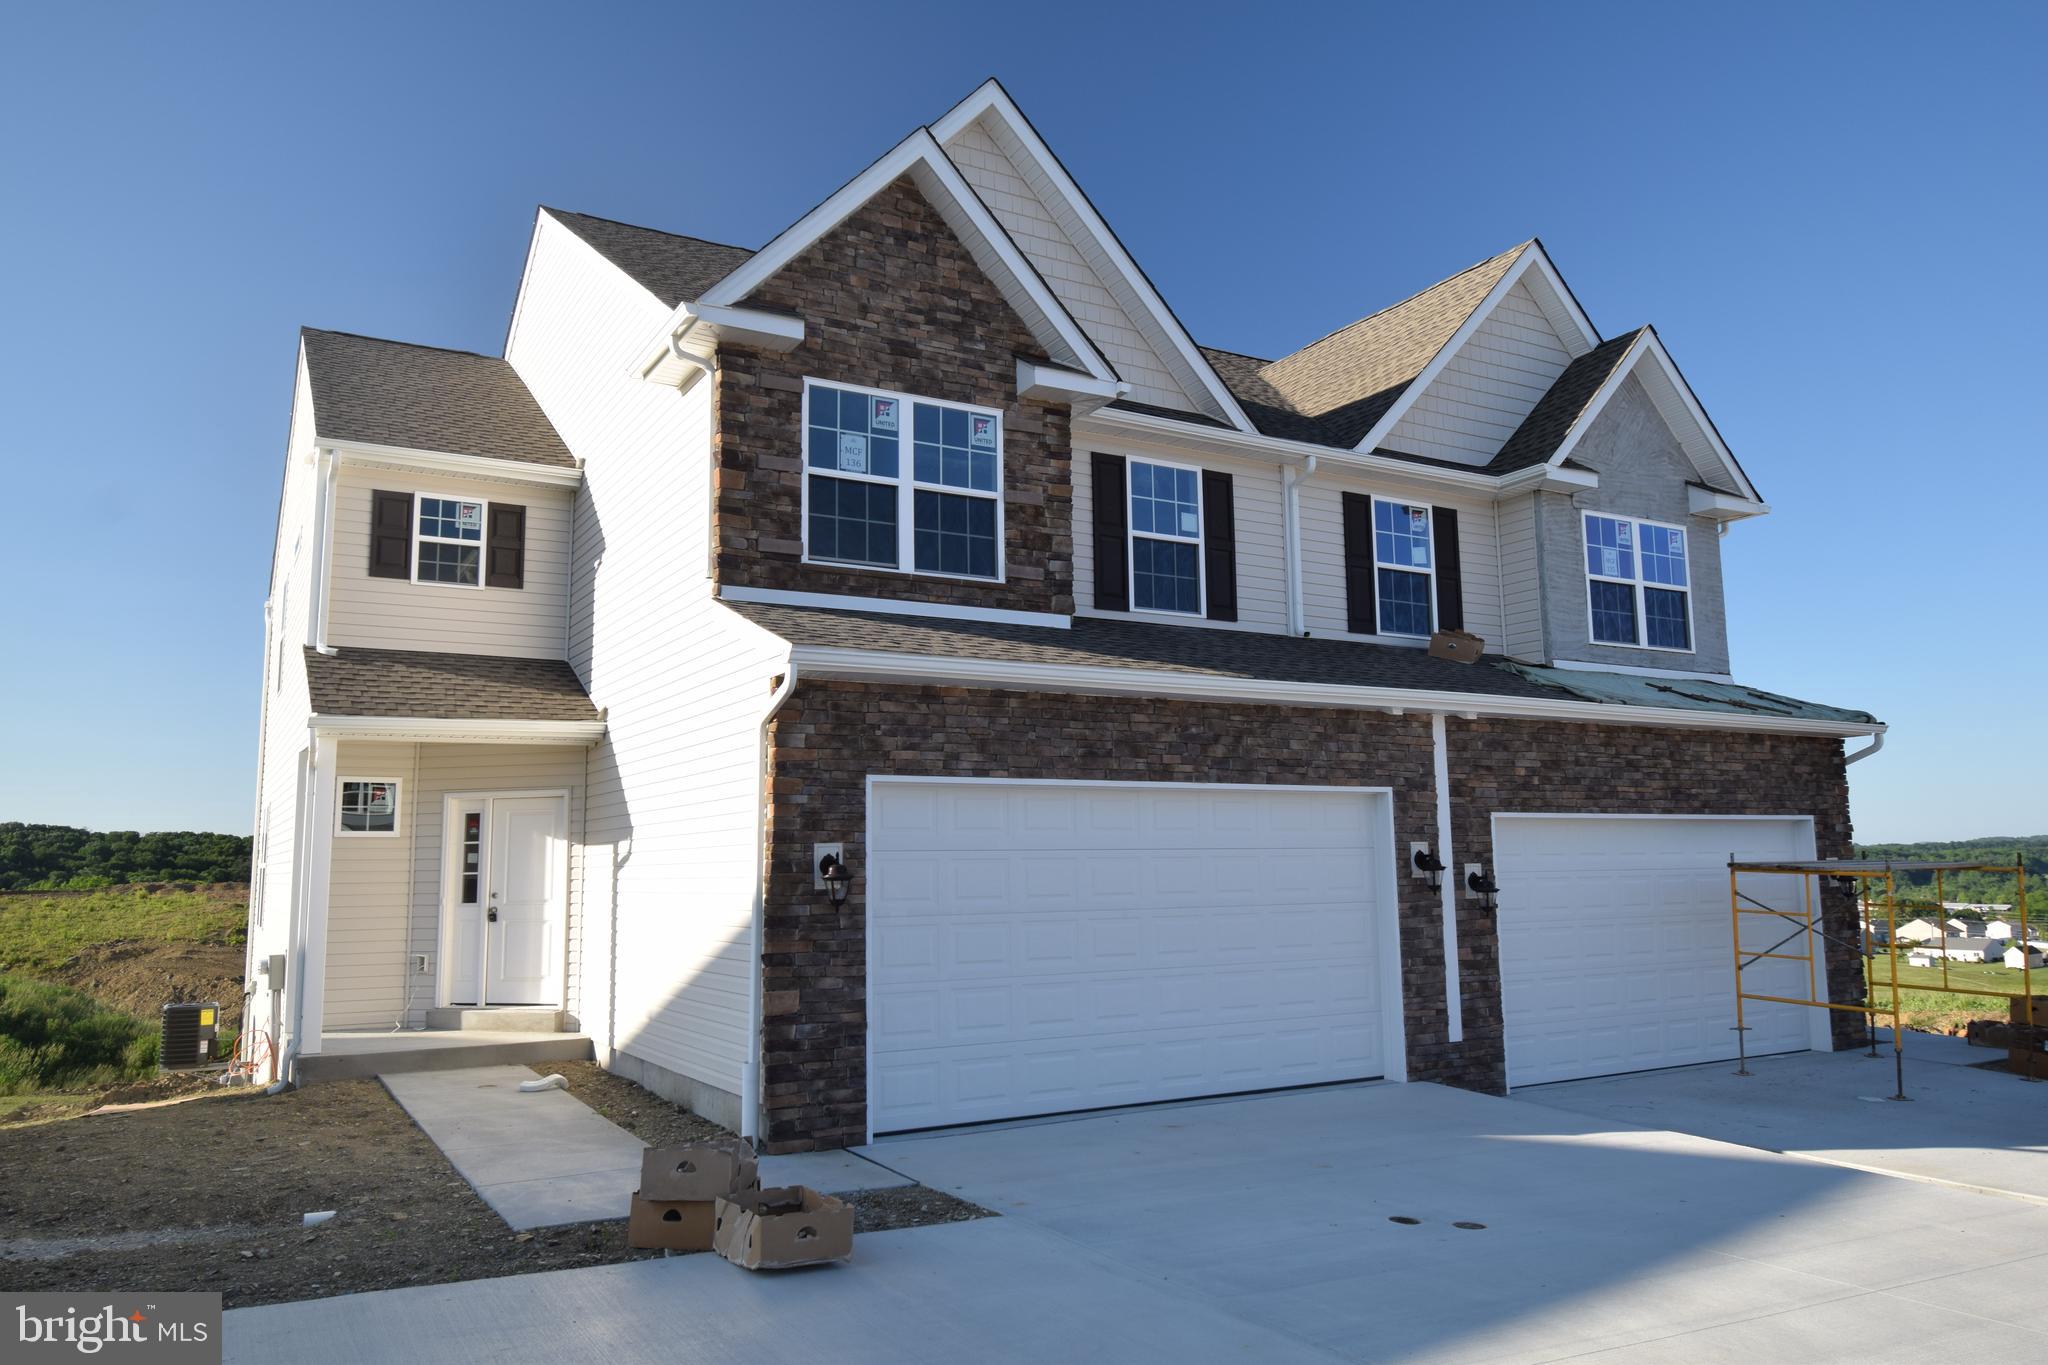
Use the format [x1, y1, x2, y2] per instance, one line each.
[423, 1006, 568, 1032]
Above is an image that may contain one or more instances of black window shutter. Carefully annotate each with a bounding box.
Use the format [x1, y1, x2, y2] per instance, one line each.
[1201, 469, 1238, 622]
[369, 490, 412, 580]
[486, 503, 527, 589]
[1342, 492, 1376, 635]
[1091, 453, 1129, 611]
[1432, 505, 1463, 633]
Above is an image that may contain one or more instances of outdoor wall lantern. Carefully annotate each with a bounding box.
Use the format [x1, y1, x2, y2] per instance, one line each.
[817, 852, 852, 906]
[1411, 846, 1446, 888]
[1465, 866, 1499, 910]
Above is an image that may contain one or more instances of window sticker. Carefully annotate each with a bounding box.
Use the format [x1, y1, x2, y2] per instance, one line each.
[870, 396, 898, 432]
[1410, 508, 1428, 534]
[837, 432, 868, 473]
[456, 501, 484, 532]
[1412, 546, 1429, 568]
[1179, 509, 1199, 536]
[969, 414, 997, 450]
[1602, 547, 1621, 576]
[1614, 521, 1632, 547]
[366, 783, 394, 814]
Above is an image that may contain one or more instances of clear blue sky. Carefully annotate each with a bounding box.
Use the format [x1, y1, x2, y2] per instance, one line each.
[1, 2, 2040, 843]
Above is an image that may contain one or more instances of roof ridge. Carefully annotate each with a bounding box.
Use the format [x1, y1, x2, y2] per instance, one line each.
[1198, 343, 1276, 364]
[540, 205, 757, 255]
[1269, 240, 1534, 369]
[299, 326, 507, 363]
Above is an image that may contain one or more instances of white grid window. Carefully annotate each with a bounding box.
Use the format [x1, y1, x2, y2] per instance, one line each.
[338, 779, 401, 836]
[1584, 512, 1692, 652]
[415, 495, 486, 587]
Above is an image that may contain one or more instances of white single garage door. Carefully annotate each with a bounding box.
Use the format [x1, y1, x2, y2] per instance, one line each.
[1493, 815, 1826, 1087]
[866, 780, 1400, 1134]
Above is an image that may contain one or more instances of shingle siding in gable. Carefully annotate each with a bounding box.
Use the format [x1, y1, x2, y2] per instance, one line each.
[713, 175, 1074, 616]
[1383, 279, 1577, 466]
[1536, 374, 1731, 673]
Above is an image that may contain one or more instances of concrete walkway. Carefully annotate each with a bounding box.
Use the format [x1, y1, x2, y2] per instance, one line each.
[1511, 1043, 2048, 1203]
[224, 1218, 1329, 1365]
[381, 1066, 908, 1230]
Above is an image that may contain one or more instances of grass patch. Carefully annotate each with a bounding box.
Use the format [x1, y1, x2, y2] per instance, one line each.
[0, 886, 245, 978]
[1864, 957, 2039, 1034]
[0, 974, 159, 1094]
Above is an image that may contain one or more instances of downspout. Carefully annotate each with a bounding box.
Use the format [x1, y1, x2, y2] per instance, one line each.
[740, 662, 799, 1142]
[1282, 454, 1319, 635]
[1844, 731, 1886, 766]
[245, 598, 274, 995]
[668, 323, 715, 386]
[1430, 713, 1463, 1045]
[307, 447, 339, 655]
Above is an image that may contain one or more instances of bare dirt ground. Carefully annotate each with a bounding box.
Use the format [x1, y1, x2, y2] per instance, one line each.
[1, 1068, 989, 1307]
[48, 940, 246, 1031]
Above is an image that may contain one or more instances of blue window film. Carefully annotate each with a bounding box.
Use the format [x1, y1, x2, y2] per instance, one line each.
[1129, 461, 1200, 541]
[914, 491, 997, 578]
[1585, 515, 1634, 579]
[911, 402, 996, 492]
[807, 475, 897, 568]
[418, 542, 479, 585]
[809, 384, 897, 477]
[1644, 587, 1690, 649]
[1373, 500, 1431, 570]
[419, 497, 482, 542]
[1589, 579, 1638, 644]
[1640, 524, 1688, 587]
[1377, 567, 1432, 637]
[1132, 537, 1200, 613]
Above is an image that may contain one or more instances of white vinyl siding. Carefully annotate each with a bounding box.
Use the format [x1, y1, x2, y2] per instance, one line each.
[944, 117, 1209, 418]
[326, 467, 572, 658]
[1498, 492, 1544, 661]
[321, 740, 585, 1031]
[1298, 476, 1503, 650]
[1385, 280, 1576, 466]
[1073, 442, 1288, 632]
[508, 211, 787, 1104]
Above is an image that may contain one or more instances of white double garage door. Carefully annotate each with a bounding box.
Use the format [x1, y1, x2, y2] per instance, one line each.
[866, 779, 1823, 1135]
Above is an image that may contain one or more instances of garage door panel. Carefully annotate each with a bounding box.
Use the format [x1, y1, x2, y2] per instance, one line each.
[1496, 817, 1817, 1088]
[869, 782, 1391, 1132]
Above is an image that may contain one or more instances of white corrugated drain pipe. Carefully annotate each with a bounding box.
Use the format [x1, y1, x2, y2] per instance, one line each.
[739, 664, 799, 1141]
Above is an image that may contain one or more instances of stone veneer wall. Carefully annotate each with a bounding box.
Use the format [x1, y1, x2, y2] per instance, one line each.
[756, 683, 1861, 1149]
[712, 176, 1074, 616]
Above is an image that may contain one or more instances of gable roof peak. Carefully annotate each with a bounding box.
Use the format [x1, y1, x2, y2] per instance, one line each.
[540, 206, 758, 309]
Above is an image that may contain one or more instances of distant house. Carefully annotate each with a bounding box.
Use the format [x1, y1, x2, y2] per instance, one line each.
[1923, 938, 2000, 963]
[1944, 917, 1974, 936]
[1943, 901, 2012, 916]
[1906, 950, 1936, 969]
[1894, 919, 1943, 944]
[1984, 920, 2033, 941]
[2004, 945, 2046, 970]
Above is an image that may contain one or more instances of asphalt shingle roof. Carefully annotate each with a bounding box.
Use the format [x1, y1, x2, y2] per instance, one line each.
[300, 329, 574, 468]
[1486, 329, 1644, 474]
[721, 601, 1561, 699]
[544, 208, 757, 309]
[305, 647, 599, 722]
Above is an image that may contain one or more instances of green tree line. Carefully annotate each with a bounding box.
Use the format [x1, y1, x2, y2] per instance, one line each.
[0, 823, 251, 892]
[1852, 835, 2048, 914]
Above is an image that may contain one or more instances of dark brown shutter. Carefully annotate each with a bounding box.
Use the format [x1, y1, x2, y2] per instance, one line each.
[486, 503, 526, 589]
[1091, 453, 1129, 612]
[369, 490, 412, 580]
[1342, 491, 1376, 635]
[1431, 505, 1463, 633]
[1201, 469, 1237, 622]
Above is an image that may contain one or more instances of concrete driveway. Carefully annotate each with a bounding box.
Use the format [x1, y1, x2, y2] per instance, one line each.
[227, 1061, 2048, 1364]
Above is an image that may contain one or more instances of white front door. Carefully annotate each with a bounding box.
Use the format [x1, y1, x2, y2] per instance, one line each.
[442, 794, 567, 1008]
[866, 779, 1401, 1135]
[1493, 815, 1825, 1088]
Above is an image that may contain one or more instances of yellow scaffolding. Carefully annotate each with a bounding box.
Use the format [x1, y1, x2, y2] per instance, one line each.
[1727, 857, 2035, 1101]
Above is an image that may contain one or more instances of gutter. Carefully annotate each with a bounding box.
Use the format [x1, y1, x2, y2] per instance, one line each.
[786, 646, 1888, 741]
[740, 662, 800, 1141]
[1844, 731, 1886, 766]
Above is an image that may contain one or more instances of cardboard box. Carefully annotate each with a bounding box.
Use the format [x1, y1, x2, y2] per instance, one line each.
[1427, 630, 1485, 664]
[714, 1186, 853, 1270]
[640, 1137, 759, 1202]
[626, 1192, 717, 1251]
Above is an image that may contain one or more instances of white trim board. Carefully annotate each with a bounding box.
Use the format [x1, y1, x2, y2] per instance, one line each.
[717, 585, 1070, 630]
[1547, 329, 1760, 504]
[698, 126, 1114, 386]
[310, 716, 606, 745]
[328, 440, 583, 489]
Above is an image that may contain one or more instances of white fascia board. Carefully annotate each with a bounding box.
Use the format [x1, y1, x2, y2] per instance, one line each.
[718, 584, 1071, 630]
[1082, 404, 1517, 499]
[1347, 241, 1603, 457]
[638, 302, 807, 386]
[310, 715, 606, 745]
[1548, 330, 1758, 502]
[327, 440, 583, 489]
[1496, 462, 1600, 494]
[931, 80, 1257, 435]
[697, 127, 1114, 386]
[785, 646, 1888, 739]
[1688, 484, 1769, 522]
[1017, 358, 1123, 405]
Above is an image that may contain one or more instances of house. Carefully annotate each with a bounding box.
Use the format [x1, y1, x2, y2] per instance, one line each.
[1985, 919, 2027, 941]
[1921, 939, 2000, 963]
[242, 80, 1885, 1152]
[2005, 945, 2046, 970]
[1944, 917, 1975, 936]
[1893, 918, 1943, 944]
